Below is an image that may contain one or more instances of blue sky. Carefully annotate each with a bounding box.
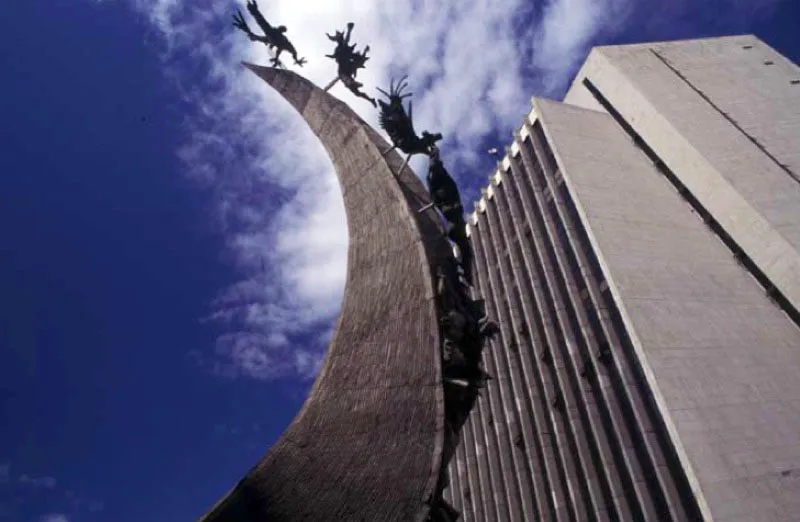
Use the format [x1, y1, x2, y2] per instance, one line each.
[1, 0, 798, 521]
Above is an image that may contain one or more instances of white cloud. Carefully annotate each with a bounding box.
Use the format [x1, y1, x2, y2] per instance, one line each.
[0, 463, 9, 483]
[95, 0, 787, 382]
[102, 0, 536, 382]
[528, 0, 789, 92]
[19, 474, 57, 489]
[40, 515, 69, 522]
[528, 0, 633, 92]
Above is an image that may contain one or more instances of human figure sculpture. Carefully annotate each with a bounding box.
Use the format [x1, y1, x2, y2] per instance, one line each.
[426, 496, 460, 522]
[232, 0, 306, 68]
[377, 77, 442, 156]
[426, 148, 474, 286]
[435, 262, 498, 386]
[325, 23, 376, 107]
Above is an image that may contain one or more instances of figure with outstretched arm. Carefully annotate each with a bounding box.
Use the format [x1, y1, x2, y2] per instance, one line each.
[324, 23, 376, 107]
[232, 0, 306, 68]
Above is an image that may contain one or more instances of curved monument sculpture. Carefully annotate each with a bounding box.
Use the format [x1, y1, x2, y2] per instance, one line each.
[200, 65, 460, 521]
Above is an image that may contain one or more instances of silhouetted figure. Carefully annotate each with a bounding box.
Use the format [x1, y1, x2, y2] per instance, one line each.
[426, 149, 473, 285]
[325, 23, 376, 107]
[232, 0, 306, 68]
[427, 497, 461, 522]
[377, 77, 442, 156]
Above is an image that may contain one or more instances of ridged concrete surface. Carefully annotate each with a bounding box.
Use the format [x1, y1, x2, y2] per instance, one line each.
[199, 65, 454, 522]
[566, 34, 800, 326]
[450, 76, 800, 521]
[448, 104, 707, 521]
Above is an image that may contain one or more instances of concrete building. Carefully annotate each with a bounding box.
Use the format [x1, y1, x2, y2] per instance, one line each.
[446, 35, 800, 521]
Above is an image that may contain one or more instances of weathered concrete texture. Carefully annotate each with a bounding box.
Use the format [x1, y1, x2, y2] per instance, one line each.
[535, 97, 800, 521]
[454, 109, 703, 521]
[455, 35, 800, 522]
[566, 34, 800, 321]
[199, 65, 453, 522]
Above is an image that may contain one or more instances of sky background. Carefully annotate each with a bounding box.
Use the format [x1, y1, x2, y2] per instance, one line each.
[1, 0, 799, 520]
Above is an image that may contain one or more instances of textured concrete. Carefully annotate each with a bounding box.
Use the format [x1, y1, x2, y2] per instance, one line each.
[199, 65, 454, 522]
[565, 34, 800, 321]
[534, 97, 800, 521]
[451, 104, 704, 521]
[454, 40, 800, 520]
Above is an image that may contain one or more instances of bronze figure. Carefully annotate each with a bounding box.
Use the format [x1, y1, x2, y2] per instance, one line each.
[232, 0, 306, 68]
[377, 76, 442, 156]
[325, 23, 376, 107]
[427, 147, 474, 286]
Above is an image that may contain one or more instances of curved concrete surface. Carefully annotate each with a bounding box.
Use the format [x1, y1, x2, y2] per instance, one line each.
[199, 65, 455, 522]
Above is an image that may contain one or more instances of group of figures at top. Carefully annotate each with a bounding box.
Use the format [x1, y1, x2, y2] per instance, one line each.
[233, 2, 475, 287]
[233, 0, 501, 378]
[234, 5, 498, 521]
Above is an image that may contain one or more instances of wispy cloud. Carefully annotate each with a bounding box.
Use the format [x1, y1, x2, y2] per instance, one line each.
[96, 0, 786, 382]
[529, 0, 633, 91]
[65, 489, 104, 514]
[527, 0, 787, 92]
[101, 0, 535, 382]
[0, 466, 103, 522]
[18, 474, 57, 490]
[39, 514, 69, 522]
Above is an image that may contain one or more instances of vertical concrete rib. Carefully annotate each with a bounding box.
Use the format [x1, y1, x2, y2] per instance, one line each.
[457, 453, 469, 517]
[476, 196, 540, 521]
[496, 165, 616, 519]
[456, 418, 481, 521]
[521, 140, 640, 520]
[500, 142, 582, 521]
[469, 397, 499, 521]
[528, 117, 688, 521]
[508, 133, 615, 520]
[519, 123, 653, 520]
[448, 445, 463, 514]
[503, 145, 580, 522]
[464, 403, 492, 521]
[515, 130, 619, 521]
[470, 222, 524, 520]
[482, 183, 551, 520]
[531, 109, 695, 520]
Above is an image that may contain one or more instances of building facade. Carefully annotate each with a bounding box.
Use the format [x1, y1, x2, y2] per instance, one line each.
[445, 35, 800, 521]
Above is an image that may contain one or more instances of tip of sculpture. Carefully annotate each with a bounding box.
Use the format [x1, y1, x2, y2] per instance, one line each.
[241, 61, 268, 74]
[241, 61, 286, 85]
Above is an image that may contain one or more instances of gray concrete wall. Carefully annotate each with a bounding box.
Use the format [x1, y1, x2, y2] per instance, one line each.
[535, 97, 800, 522]
[201, 65, 453, 522]
[455, 34, 800, 522]
[566, 34, 800, 320]
[452, 103, 706, 521]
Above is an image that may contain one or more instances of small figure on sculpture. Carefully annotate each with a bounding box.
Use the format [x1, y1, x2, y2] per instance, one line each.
[377, 76, 442, 156]
[435, 265, 495, 388]
[232, 0, 306, 68]
[427, 148, 474, 285]
[436, 264, 499, 343]
[426, 496, 460, 522]
[324, 23, 376, 107]
[478, 315, 501, 340]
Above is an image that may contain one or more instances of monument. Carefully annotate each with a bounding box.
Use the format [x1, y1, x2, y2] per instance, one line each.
[199, 12, 498, 522]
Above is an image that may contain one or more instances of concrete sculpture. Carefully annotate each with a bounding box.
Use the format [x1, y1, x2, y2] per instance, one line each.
[199, 65, 483, 522]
